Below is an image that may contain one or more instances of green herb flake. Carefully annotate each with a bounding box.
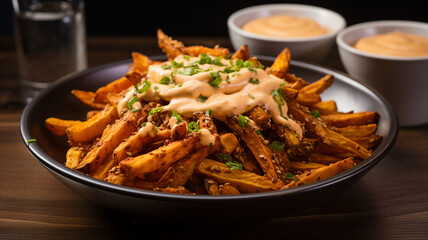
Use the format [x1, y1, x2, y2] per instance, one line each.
[238, 115, 250, 127]
[159, 76, 171, 85]
[26, 138, 37, 145]
[127, 95, 140, 111]
[171, 110, 182, 123]
[137, 80, 151, 93]
[197, 94, 208, 102]
[285, 172, 295, 180]
[149, 107, 163, 115]
[187, 121, 200, 132]
[205, 109, 212, 116]
[225, 161, 243, 170]
[269, 141, 285, 151]
[248, 93, 255, 99]
[310, 110, 321, 118]
[249, 77, 260, 84]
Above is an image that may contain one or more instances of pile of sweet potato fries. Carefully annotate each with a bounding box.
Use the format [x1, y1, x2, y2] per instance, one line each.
[45, 30, 381, 195]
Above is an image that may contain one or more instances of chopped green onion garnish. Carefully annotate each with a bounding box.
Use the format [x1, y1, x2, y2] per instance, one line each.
[171, 110, 182, 123]
[187, 121, 200, 132]
[238, 115, 250, 127]
[205, 109, 212, 116]
[310, 110, 321, 118]
[26, 138, 37, 145]
[159, 76, 171, 85]
[149, 107, 163, 115]
[269, 141, 285, 151]
[285, 172, 295, 180]
[197, 94, 208, 102]
[127, 95, 140, 111]
[137, 80, 151, 93]
[249, 77, 260, 84]
[225, 161, 243, 170]
[248, 93, 255, 99]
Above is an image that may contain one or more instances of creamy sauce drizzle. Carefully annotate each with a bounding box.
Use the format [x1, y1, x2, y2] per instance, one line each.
[354, 31, 428, 57]
[137, 122, 156, 137]
[242, 14, 329, 38]
[118, 54, 303, 139]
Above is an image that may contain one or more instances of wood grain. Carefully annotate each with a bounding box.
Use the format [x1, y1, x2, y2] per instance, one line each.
[0, 35, 427, 240]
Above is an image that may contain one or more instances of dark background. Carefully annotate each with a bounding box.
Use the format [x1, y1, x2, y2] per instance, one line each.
[1, 0, 428, 37]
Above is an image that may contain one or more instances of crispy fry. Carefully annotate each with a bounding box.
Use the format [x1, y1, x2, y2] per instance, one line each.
[288, 161, 327, 172]
[196, 159, 284, 193]
[113, 135, 198, 184]
[65, 146, 86, 169]
[66, 105, 119, 145]
[299, 74, 334, 95]
[231, 44, 251, 60]
[157, 29, 186, 60]
[219, 183, 240, 195]
[321, 111, 379, 127]
[76, 110, 142, 173]
[204, 178, 221, 195]
[131, 52, 152, 73]
[186, 45, 230, 58]
[219, 132, 239, 154]
[226, 115, 280, 181]
[310, 100, 338, 115]
[94, 77, 133, 104]
[45, 117, 82, 136]
[125, 70, 146, 86]
[284, 158, 356, 188]
[265, 48, 291, 79]
[71, 89, 107, 110]
[335, 123, 377, 138]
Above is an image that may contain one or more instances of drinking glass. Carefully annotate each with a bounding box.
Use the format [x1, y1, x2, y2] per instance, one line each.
[12, 0, 87, 102]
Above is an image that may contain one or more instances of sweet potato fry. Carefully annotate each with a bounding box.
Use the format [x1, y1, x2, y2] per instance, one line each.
[288, 161, 327, 172]
[155, 146, 216, 188]
[66, 105, 119, 145]
[248, 106, 271, 129]
[186, 45, 230, 58]
[76, 110, 142, 174]
[284, 157, 356, 189]
[115, 135, 198, 183]
[265, 48, 291, 79]
[231, 44, 251, 60]
[131, 52, 152, 73]
[310, 100, 338, 115]
[226, 115, 279, 181]
[219, 183, 240, 195]
[335, 123, 378, 138]
[232, 142, 262, 175]
[157, 29, 186, 60]
[113, 128, 171, 163]
[321, 111, 379, 127]
[65, 146, 86, 169]
[299, 74, 334, 95]
[94, 77, 133, 104]
[204, 178, 221, 195]
[46, 117, 82, 136]
[219, 132, 239, 154]
[125, 70, 146, 86]
[71, 89, 106, 110]
[196, 159, 284, 193]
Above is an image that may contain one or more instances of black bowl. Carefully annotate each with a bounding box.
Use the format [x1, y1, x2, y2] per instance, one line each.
[20, 56, 398, 220]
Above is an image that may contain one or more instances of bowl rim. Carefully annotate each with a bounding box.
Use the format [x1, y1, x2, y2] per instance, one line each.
[227, 3, 346, 43]
[20, 56, 398, 203]
[336, 20, 428, 61]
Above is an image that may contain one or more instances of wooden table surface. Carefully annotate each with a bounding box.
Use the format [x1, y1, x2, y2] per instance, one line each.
[1, 35, 427, 240]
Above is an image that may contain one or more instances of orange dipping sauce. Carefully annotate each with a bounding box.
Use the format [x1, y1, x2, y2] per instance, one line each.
[242, 14, 330, 38]
[354, 31, 428, 57]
